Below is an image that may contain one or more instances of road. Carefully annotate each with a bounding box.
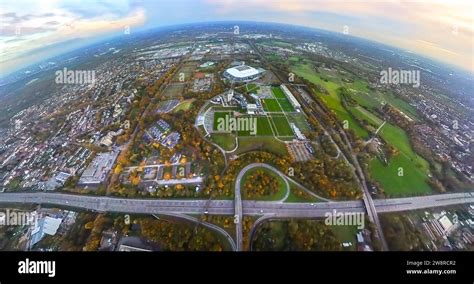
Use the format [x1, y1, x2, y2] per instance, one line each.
[156, 212, 237, 251]
[233, 163, 296, 250]
[0, 191, 472, 217]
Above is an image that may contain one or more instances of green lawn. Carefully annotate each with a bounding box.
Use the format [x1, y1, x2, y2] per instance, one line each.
[331, 225, 359, 251]
[270, 115, 294, 137]
[291, 61, 431, 196]
[256, 117, 274, 136]
[211, 134, 236, 151]
[348, 80, 419, 121]
[288, 113, 311, 132]
[370, 157, 431, 196]
[291, 63, 369, 138]
[173, 99, 194, 112]
[238, 116, 274, 136]
[370, 122, 432, 196]
[271, 87, 286, 99]
[247, 83, 260, 93]
[213, 111, 232, 131]
[236, 137, 288, 156]
[277, 98, 296, 112]
[350, 105, 383, 127]
[262, 99, 283, 112]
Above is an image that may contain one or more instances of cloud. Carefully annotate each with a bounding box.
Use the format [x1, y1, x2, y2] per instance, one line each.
[205, 0, 473, 71]
[0, 0, 472, 73]
[0, 1, 146, 72]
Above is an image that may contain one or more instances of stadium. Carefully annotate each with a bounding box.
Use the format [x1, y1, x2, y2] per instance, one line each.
[223, 65, 265, 82]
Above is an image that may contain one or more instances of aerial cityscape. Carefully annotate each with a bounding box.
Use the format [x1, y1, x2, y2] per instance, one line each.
[0, 0, 472, 260]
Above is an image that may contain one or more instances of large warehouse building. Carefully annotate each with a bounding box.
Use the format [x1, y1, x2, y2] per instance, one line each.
[223, 65, 265, 82]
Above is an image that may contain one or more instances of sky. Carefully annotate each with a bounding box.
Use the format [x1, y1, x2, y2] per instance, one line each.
[0, 0, 473, 75]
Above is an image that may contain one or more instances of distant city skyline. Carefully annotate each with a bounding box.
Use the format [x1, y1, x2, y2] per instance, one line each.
[1, 0, 473, 75]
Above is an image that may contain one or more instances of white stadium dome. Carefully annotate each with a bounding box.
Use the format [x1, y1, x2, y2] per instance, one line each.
[224, 65, 264, 82]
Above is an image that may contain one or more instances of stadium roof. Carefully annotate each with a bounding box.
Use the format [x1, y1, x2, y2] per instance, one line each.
[225, 65, 260, 79]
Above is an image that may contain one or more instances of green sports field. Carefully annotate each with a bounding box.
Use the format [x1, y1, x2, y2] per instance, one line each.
[271, 87, 286, 99]
[277, 98, 295, 112]
[262, 99, 283, 112]
[238, 116, 274, 136]
[212, 110, 295, 139]
[270, 115, 294, 137]
[213, 111, 232, 131]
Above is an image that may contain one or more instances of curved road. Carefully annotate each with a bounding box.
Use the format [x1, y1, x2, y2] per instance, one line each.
[156, 212, 237, 251]
[233, 163, 294, 251]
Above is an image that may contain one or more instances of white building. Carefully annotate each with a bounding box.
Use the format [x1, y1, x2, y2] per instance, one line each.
[29, 215, 62, 248]
[290, 123, 306, 140]
[438, 215, 455, 235]
[224, 65, 264, 82]
[247, 104, 258, 115]
[280, 84, 301, 109]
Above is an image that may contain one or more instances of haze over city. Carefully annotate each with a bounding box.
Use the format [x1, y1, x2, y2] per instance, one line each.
[1, 0, 473, 75]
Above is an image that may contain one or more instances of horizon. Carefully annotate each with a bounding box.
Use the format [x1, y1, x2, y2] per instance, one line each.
[1, 0, 473, 75]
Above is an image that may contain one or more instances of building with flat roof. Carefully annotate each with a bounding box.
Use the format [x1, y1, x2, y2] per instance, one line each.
[29, 215, 62, 248]
[280, 84, 301, 109]
[78, 148, 120, 185]
[224, 65, 264, 82]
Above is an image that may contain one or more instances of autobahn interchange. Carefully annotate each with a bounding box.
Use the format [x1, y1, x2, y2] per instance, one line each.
[1, 190, 473, 251]
[0, 191, 472, 216]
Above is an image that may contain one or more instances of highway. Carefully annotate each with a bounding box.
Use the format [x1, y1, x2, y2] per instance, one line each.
[0, 191, 472, 251]
[0, 192, 472, 217]
[233, 163, 291, 251]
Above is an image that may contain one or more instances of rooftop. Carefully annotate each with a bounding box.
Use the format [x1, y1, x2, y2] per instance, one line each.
[225, 65, 261, 79]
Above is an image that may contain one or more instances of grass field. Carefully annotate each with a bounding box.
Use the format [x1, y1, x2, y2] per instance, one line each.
[350, 105, 383, 127]
[370, 122, 432, 196]
[291, 63, 369, 138]
[173, 64, 196, 82]
[214, 112, 275, 136]
[211, 134, 236, 151]
[238, 116, 274, 136]
[291, 61, 431, 196]
[163, 83, 185, 98]
[240, 167, 287, 201]
[270, 115, 294, 137]
[277, 98, 295, 112]
[246, 83, 260, 93]
[271, 87, 286, 99]
[331, 225, 359, 251]
[288, 113, 311, 132]
[348, 79, 419, 121]
[236, 137, 288, 156]
[255, 117, 274, 136]
[262, 99, 283, 112]
[213, 111, 232, 131]
[173, 99, 194, 112]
